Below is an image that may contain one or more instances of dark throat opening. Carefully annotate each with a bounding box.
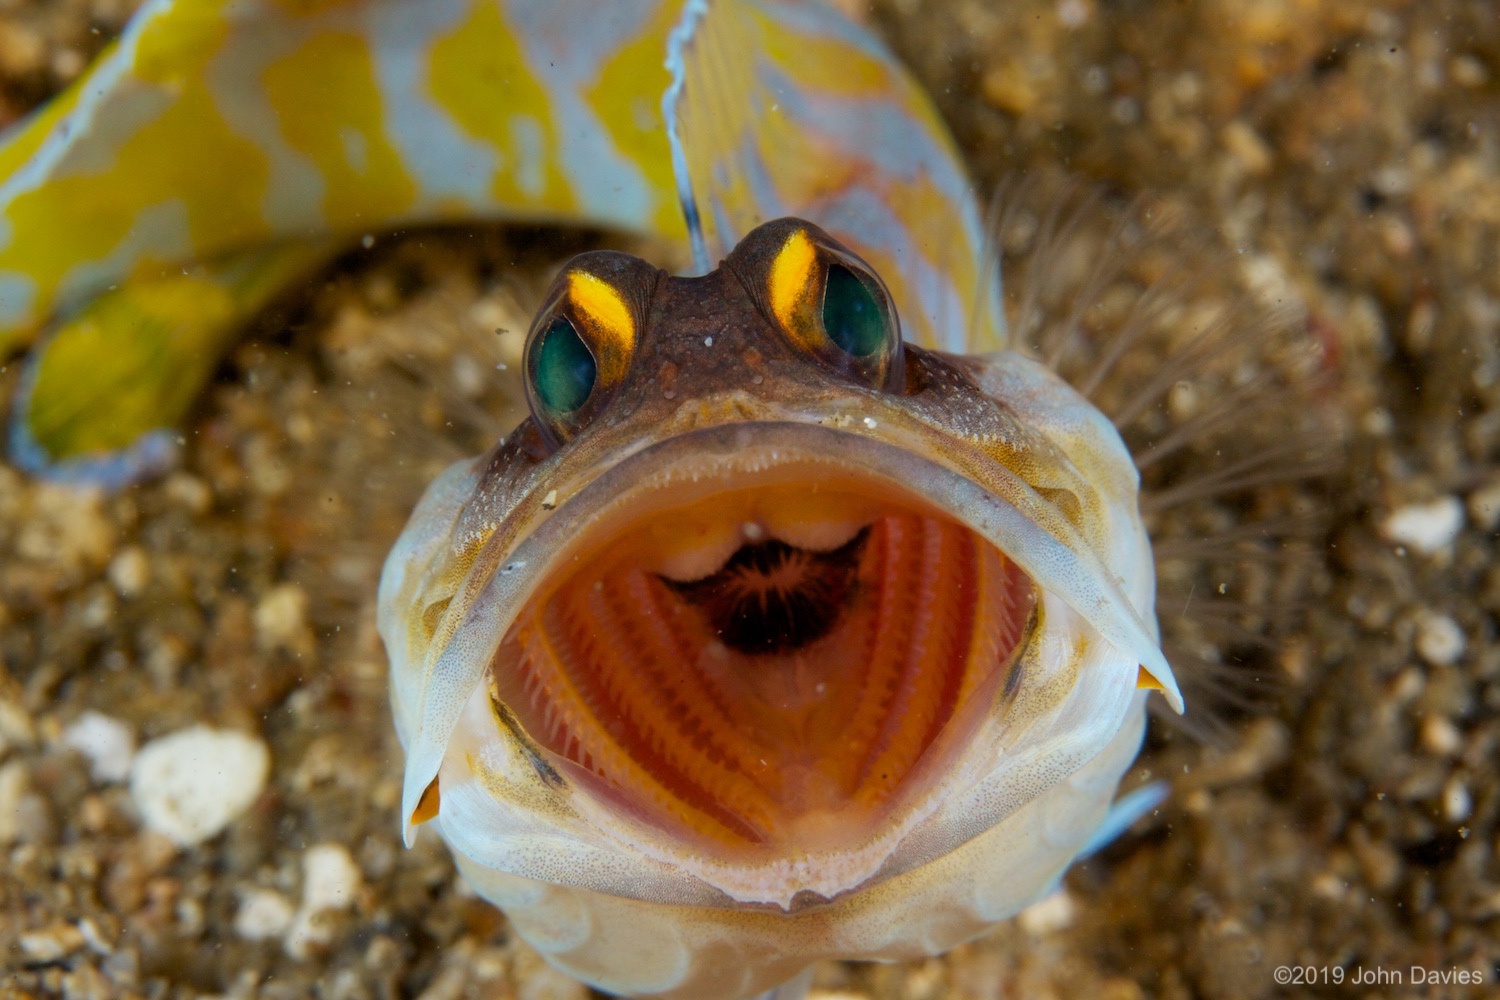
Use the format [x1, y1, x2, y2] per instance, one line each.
[663, 528, 871, 654]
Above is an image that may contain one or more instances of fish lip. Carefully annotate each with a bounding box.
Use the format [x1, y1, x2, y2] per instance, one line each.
[398, 419, 1178, 872]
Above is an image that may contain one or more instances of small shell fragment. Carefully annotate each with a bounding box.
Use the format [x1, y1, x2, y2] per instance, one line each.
[1415, 612, 1465, 666]
[234, 888, 296, 941]
[1380, 496, 1464, 554]
[129, 726, 270, 847]
[284, 843, 363, 958]
[62, 711, 136, 784]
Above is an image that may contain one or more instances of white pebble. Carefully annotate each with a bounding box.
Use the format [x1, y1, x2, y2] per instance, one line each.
[1017, 889, 1076, 935]
[1380, 496, 1464, 554]
[1056, 0, 1090, 28]
[107, 546, 151, 597]
[129, 726, 270, 846]
[451, 354, 485, 399]
[1443, 778, 1473, 823]
[62, 712, 136, 783]
[19, 924, 84, 962]
[76, 918, 111, 955]
[234, 888, 295, 940]
[301, 842, 362, 912]
[1415, 612, 1465, 666]
[254, 583, 310, 653]
[284, 843, 363, 958]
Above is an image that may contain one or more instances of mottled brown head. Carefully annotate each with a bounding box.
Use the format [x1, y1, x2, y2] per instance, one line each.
[520, 218, 905, 452]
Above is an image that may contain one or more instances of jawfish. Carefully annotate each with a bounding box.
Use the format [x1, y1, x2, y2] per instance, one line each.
[378, 234, 1179, 995]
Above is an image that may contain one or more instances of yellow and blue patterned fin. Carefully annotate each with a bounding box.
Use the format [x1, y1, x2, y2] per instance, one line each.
[0, 0, 691, 346]
[664, 0, 1004, 353]
[0, 0, 693, 483]
[0, 0, 995, 485]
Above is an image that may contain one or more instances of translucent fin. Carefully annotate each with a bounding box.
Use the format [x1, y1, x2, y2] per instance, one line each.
[991, 172, 1341, 733]
[665, 0, 1001, 351]
[1077, 780, 1168, 858]
[662, 0, 714, 274]
[751, 967, 813, 1000]
[13, 242, 331, 486]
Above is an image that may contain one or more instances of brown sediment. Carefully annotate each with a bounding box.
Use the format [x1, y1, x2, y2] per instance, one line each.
[1, 0, 1496, 996]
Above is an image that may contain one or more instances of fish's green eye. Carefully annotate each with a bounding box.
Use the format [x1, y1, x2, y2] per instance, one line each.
[822, 264, 886, 357]
[523, 254, 651, 447]
[754, 222, 903, 392]
[533, 317, 596, 415]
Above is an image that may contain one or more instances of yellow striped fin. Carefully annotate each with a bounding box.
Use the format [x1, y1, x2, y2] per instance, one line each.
[0, 0, 996, 484]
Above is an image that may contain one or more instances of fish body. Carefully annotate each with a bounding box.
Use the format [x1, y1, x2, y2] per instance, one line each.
[0, 0, 994, 481]
[0, 2, 1182, 997]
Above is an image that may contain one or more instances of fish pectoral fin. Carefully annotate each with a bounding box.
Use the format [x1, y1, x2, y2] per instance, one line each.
[1078, 780, 1170, 858]
[749, 967, 814, 1000]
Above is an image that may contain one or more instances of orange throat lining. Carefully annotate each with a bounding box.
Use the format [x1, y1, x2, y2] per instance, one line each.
[490, 480, 1036, 854]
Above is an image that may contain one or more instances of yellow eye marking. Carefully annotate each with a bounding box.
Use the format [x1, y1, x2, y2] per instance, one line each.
[566, 270, 635, 382]
[768, 228, 818, 335]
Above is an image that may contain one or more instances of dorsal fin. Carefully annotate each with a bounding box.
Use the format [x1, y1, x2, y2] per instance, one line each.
[661, 0, 1003, 352]
[0, 0, 998, 485]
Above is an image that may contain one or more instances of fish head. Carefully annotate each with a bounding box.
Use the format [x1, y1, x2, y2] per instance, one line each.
[378, 217, 1177, 984]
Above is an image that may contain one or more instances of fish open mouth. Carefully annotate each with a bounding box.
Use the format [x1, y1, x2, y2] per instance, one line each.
[489, 438, 1038, 856]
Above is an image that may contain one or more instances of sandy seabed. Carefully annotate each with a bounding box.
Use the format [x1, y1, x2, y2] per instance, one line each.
[1, 1, 1498, 998]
